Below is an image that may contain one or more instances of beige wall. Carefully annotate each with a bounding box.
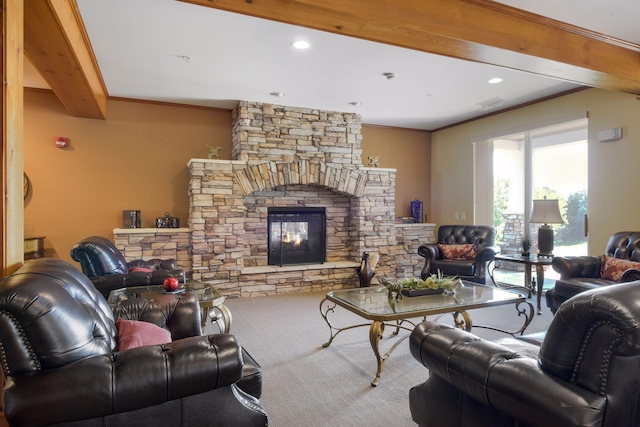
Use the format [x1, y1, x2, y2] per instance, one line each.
[362, 126, 431, 220]
[24, 90, 431, 265]
[431, 88, 640, 253]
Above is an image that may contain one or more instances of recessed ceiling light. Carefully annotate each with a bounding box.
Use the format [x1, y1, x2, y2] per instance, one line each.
[488, 77, 503, 84]
[270, 92, 285, 98]
[291, 40, 310, 50]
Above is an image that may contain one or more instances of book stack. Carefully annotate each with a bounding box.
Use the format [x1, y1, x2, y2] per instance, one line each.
[123, 210, 141, 228]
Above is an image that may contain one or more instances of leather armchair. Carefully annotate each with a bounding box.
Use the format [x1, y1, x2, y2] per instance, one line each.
[71, 235, 186, 299]
[0, 258, 267, 427]
[546, 231, 640, 312]
[418, 225, 498, 284]
[409, 280, 640, 427]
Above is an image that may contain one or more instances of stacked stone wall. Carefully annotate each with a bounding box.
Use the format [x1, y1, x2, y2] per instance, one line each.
[232, 101, 362, 166]
[113, 228, 192, 274]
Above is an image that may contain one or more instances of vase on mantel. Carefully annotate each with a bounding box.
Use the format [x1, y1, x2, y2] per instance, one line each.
[357, 252, 375, 287]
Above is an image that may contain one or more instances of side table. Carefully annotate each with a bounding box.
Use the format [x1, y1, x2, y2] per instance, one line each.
[491, 254, 553, 315]
[108, 280, 232, 333]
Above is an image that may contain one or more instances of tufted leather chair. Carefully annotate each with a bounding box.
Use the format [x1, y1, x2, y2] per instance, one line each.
[546, 231, 640, 312]
[418, 225, 498, 284]
[409, 280, 640, 427]
[71, 235, 186, 299]
[0, 258, 267, 427]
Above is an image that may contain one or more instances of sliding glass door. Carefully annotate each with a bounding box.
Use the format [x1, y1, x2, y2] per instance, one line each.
[478, 117, 588, 286]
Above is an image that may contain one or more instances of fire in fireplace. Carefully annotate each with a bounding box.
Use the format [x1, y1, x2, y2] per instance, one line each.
[268, 207, 326, 266]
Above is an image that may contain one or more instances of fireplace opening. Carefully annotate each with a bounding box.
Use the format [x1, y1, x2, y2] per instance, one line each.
[268, 207, 326, 266]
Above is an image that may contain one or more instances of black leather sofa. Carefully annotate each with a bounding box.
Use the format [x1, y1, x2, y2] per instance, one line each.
[546, 231, 640, 312]
[0, 258, 267, 427]
[70, 235, 186, 299]
[409, 280, 640, 427]
[418, 225, 498, 284]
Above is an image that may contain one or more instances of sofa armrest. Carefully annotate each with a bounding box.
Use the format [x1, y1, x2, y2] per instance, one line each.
[475, 245, 498, 262]
[4, 334, 244, 426]
[551, 255, 602, 279]
[621, 268, 640, 281]
[417, 243, 440, 260]
[112, 292, 202, 340]
[410, 321, 606, 427]
[418, 244, 441, 279]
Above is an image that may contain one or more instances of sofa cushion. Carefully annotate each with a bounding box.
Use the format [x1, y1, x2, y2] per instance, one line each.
[601, 256, 640, 281]
[552, 277, 616, 301]
[116, 318, 172, 350]
[439, 244, 477, 260]
[431, 259, 475, 277]
[129, 267, 153, 273]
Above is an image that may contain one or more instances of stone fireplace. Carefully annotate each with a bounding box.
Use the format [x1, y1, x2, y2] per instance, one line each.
[184, 101, 434, 297]
[114, 101, 435, 298]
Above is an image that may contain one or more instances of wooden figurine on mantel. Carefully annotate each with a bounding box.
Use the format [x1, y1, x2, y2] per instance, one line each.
[206, 144, 222, 159]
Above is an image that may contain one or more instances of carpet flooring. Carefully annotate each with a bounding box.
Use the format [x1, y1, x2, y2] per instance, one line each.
[215, 287, 554, 427]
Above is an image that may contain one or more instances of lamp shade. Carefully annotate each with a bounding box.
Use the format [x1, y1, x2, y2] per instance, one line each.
[529, 198, 564, 225]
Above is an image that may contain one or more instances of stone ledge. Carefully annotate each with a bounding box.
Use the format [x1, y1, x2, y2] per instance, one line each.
[395, 222, 436, 228]
[241, 261, 360, 275]
[114, 228, 190, 235]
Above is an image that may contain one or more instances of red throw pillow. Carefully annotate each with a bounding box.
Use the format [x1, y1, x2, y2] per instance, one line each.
[439, 244, 477, 260]
[601, 256, 640, 281]
[128, 267, 153, 273]
[116, 318, 172, 351]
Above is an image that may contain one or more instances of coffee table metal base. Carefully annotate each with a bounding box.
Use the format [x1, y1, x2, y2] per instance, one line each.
[200, 298, 233, 334]
[320, 294, 533, 386]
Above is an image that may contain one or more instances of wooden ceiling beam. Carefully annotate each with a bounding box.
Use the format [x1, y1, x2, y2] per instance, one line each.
[24, 0, 107, 119]
[178, 0, 640, 95]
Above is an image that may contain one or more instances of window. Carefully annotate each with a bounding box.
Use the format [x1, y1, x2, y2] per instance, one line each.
[474, 114, 588, 286]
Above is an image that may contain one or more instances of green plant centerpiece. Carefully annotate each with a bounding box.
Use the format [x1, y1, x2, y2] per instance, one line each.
[382, 270, 461, 300]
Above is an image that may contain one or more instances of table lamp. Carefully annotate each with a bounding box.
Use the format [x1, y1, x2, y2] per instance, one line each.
[529, 197, 564, 257]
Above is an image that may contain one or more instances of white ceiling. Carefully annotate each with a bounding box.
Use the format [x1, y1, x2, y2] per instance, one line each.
[24, 0, 640, 130]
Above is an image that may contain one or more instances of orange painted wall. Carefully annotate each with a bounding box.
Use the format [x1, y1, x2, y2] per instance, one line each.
[24, 90, 431, 265]
[24, 90, 233, 263]
[361, 126, 431, 220]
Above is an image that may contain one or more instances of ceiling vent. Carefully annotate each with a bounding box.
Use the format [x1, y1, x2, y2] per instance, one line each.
[476, 97, 507, 110]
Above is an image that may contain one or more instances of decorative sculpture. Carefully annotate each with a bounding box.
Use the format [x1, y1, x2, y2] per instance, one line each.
[357, 252, 376, 287]
[206, 145, 222, 159]
[368, 155, 379, 167]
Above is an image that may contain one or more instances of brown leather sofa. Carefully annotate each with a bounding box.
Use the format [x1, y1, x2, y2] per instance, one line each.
[70, 235, 186, 299]
[0, 258, 267, 427]
[409, 280, 640, 427]
[546, 231, 640, 312]
[418, 225, 498, 284]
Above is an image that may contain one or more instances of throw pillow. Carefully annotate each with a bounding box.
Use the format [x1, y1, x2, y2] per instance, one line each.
[128, 267, 153, 273]
[116, 318, 172, 351]
[601, 256, 640, 281]
[439, 244, 477, 260]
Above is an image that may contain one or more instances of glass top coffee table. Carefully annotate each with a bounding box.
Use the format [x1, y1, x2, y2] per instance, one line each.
[320, 281, 533, 386]
[108, 280, 232, 333]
